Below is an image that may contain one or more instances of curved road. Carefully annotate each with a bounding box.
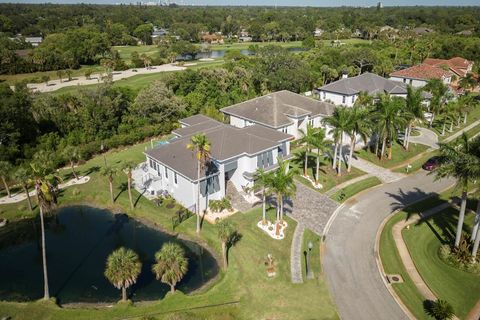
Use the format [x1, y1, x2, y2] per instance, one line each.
[323, 171, 454, 320]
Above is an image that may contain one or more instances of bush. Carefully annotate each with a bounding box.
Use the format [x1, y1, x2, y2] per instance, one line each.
[425, 299, 454, 320]
[438, 235, 480, 274]
[209, 197, 233, 213]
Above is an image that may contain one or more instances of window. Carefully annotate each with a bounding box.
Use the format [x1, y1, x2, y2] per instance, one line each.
[352, 96, 355, 104]
[174, 172, 178, 184]
[308, 118, 314, 127]
[409, 79, 413, 85]
[322, 92, 326, 99]
[342, 95, 346, 104]
[149, 159, 153, 168]
[403, 78, 406, 83]
[165, 166, 168, 179]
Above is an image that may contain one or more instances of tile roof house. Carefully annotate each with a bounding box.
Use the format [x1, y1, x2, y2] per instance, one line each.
[423, 57, 474, 78]
[142, 114, 293, 212]
[315, 72, 413, 106]
[221, 90, 335, 139]
[389, 64, 454, 88]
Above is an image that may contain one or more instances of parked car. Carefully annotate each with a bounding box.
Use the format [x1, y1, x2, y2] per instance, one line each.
[422, 156, 441, 171]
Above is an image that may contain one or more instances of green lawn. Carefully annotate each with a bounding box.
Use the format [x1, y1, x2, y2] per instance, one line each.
[330, 176, 382, 203]
[0, 139, 338, 320]
[356, 142, 429, 169]
[379, 192, 480, 319]
[392, 150, 439, 175]
[301, 228, 322, 280]
[291, 153, 366, 193]
[429, 105, 480, 141]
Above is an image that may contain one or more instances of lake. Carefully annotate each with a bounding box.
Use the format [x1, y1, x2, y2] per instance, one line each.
[0, 205, 218, 304]
[177, 47, 306, 60]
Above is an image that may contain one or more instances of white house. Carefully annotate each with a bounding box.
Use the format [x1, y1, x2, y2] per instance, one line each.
[389, 64, 453, 88]
[315, 72, 412, 107]
[221, 90, 335, 140]
[142, 115, 293, 212]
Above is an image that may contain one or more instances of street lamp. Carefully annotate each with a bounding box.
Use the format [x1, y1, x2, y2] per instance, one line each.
[307, 241, 314, 279]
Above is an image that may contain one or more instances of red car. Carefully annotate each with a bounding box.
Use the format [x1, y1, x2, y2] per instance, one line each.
[422, 157, 441, 171]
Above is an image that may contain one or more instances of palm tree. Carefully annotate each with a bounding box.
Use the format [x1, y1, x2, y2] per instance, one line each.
[0, 161, 13, 198]
[404, 86, 425, 150]
[187, 134, 211, 234]
[424, 79, 449, 128]
[439, 102, 457, 136]
[217, 220, 236, 270]
[62, 145, 82, 180]
[152, 242, 188, 293]
[101, 166, 117, 204]
[345, 106, 370, 172]
[311, 128, 329, 183]
[457, 94, 477, 125]
[270, 159, 296, 222]
[371, 95, 407, 160]
[253, 168, 274, 224]
[13, 166, 33, 211]
[458, 73, 476, 93]
[104, 247, 142, 302]
[467, 136, 480, 257]
[121, 161, 136, 210]
[298, 124, 317, 178]
[434, 133, 477, 248]
[30, 153, 61, 300]
[322, 106, 350, 176]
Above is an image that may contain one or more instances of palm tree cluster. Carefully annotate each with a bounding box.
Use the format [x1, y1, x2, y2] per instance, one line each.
[105, 242, 189, 302]
[253, 158, 297, 225]
[434, 134, 480, 259]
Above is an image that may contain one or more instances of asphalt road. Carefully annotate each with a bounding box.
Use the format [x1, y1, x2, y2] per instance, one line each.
[323, 171, 454, 320]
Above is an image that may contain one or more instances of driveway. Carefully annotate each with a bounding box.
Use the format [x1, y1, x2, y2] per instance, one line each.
[323, 171, 454, 320]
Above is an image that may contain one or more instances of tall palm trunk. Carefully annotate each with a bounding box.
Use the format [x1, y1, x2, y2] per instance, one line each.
[429, 112, 435, 127]
[442, 121, 446, 136]
[464, 113, 467, 124]
[122, 286, 127, 301]
[403, 127, 408, 148]
[337, 133, 343, 176]
[374, 135, 379, 156]
[388, 140, 393, 160]
[347, 135, 355, 173]
[332, 141, 338, 169]
[262, 191, 267, 225]
[127, 172, 134, 210]
[405, 125, 412, 150]
[304, 148, 309, 177]
[39, 205, 50, 300]
[109, 176, 114, 204]
[380, 137, 386, 160]
[279, 194, 284, 222]
[471, 200, 480, 242]
[315, 149, 320, 184]
[170, 284, 175, 293]
[449, 121, 453, 132]
[221, 241, 227, 270]
[23, 184, 33, 211]
[70, 160, 78, 180]
[196, 161, 201, 233]
[1, 175, 11, 198]
[454, 191, 468, 248]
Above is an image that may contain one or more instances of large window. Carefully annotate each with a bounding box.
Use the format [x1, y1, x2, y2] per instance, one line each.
[256, 150, 274, 169]
[165, 166, 168, 179]
[342, 95, 346, 104]
[200, 175, 220, 196]
[174, 172, 178, 184]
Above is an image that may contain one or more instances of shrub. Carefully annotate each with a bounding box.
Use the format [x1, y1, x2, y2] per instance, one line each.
[425, 299, 454, 320]
[209, 198, 233, 213]
[438, 234, 480, 274]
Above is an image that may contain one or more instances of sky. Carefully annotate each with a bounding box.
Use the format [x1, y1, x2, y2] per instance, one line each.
[0, 0, 479, 6]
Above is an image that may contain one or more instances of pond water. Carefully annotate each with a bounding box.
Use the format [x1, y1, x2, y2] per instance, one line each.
[177, 46, 306, 60]
[0, 206, 218, 304]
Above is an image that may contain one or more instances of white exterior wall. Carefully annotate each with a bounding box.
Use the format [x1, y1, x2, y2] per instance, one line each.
[389, 76, 428, 88]
[229, 115, 256, 128]
[318, 91, 355, 106]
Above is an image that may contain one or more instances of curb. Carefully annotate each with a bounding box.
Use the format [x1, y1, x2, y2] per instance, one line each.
[373, 182, 455, 320]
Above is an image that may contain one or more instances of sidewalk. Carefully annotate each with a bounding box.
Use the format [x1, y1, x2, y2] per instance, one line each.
[350, 157, 404, 183]
[0, 176, 90, 205]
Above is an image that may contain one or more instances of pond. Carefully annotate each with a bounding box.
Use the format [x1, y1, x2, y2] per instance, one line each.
[177, 47, 307, 60]
[0, 206, 218, 304]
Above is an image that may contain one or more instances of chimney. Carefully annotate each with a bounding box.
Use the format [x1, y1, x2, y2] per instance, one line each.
[342, 70, 348, 79]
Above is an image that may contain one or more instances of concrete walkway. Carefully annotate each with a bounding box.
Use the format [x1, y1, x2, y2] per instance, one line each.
[325, 173, 374, 197]
[408, 127, 439, 149]
[0, 176, 90, 205]
[350, 157, 405, 184]
[443, 119, 480, 143]
[25, 64, 186, 93]
[392, 202, 451, 301]
[290, 223, 305, 284]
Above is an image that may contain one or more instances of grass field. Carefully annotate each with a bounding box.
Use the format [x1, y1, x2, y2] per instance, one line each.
[0, 139, 338, 320]
[330, 176, 382, 203]
[356, 142, 430, 169]
[379, 192, 480, 319]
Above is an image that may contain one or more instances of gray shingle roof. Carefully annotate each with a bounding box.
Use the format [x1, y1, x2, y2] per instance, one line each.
[178, 114, 217, 127]
[318, 72, 408, 96]
[173, 117, 223, 137]
[221, 90, 335, 129]
[146, 120, 293, 181]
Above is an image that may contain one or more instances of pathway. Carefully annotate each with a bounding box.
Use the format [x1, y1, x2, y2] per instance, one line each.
[350, 157, 405, 183]
[0, 176, 90, 205]
[323, 171, 455, 320]
[290, 223, 305, 284]
[287, 182, 339, 283]
[391, 202, 451, 301]
[408, 127, 439, 149]
[24, 64, 186, 93]
[443, 119, 480, 143]
[325, 174, 374, 197]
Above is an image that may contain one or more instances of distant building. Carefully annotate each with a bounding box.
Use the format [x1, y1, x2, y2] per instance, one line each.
[413, 27, 435, 36]
[200, 32, 224, 44]
[456, 30, 473, 36]
[151, 27, 169, 39]
[15, 36, 43, 47]
[377, 2, 383, 8]
[238, 30, 252, 42]
[313, 28, 324, 38]
[389, 64, 453, 87]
